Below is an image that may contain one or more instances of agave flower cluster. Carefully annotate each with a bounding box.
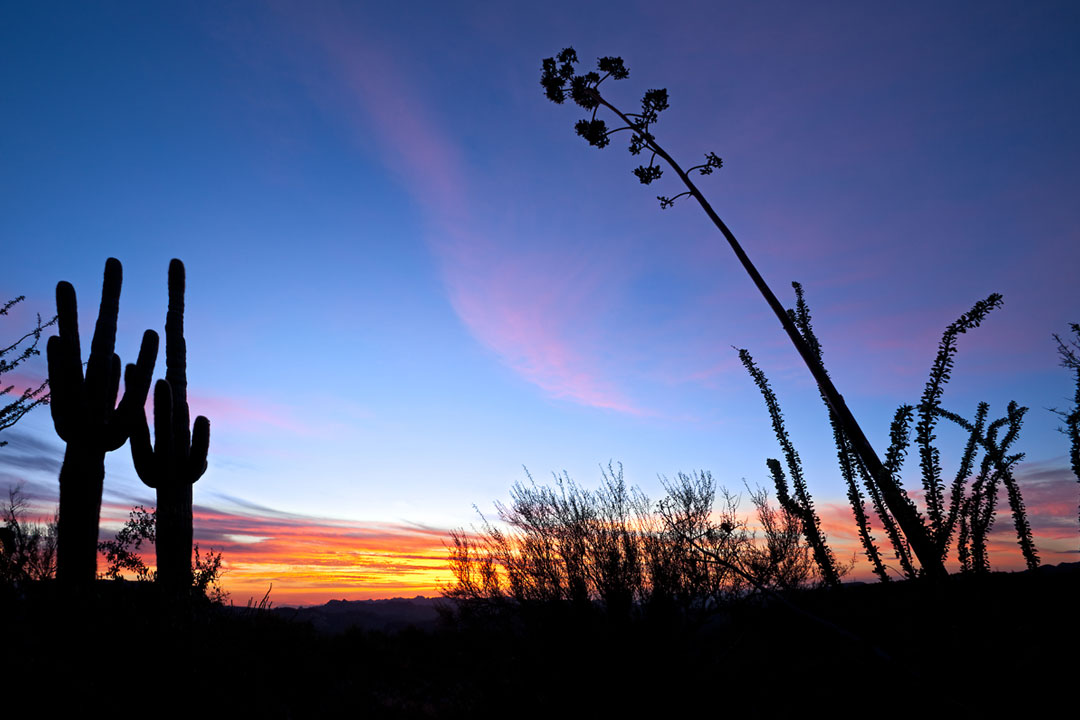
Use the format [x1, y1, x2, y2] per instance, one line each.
[540, 47, 722, 208]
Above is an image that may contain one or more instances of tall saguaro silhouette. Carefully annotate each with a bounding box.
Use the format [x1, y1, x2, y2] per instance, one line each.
[47, 258, 158, 585]
[131, 259, 210, 591]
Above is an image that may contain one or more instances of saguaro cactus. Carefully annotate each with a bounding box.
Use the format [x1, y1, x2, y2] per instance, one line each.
[130, 259, 210, 591]
[47, 258, 158, 585]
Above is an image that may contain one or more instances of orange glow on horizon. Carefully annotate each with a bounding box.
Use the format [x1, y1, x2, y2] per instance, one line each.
[96, 501, 454, 607]
[87, 461, 1078, 607]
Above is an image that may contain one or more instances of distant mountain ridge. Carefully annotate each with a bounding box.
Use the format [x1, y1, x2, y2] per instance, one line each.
[269, 596, 443, 634]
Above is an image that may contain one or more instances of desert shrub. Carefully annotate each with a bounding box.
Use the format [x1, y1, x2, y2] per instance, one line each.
[444, 465, 825, 621]
[98, 504, 228, 602]
[0, 484, 57, 586]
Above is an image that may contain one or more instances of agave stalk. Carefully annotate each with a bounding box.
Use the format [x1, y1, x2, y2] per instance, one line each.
[541, 48, 945, 577]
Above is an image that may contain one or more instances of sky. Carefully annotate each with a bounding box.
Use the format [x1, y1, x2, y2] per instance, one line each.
[2, 1, 1078, 605]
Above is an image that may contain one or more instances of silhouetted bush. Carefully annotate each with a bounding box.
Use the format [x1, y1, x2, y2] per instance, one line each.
[0, 484, 57, 587]
[97, 504, 228, 603]
[444, 465, 827, 623]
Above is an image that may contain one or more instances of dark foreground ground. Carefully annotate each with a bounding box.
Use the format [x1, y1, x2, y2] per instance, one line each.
[4, 564, 1078, 718]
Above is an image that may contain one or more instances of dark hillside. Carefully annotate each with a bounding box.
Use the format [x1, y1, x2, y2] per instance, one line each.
[4, 564, 1077, 717]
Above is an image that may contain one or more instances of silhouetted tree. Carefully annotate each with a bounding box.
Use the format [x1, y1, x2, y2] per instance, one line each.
[47, 259, 158, 585]
[0, 484, 57, 586]
[1, 297, 56, 446]
[539, 47, 946, 579]
[648, 472, 751, 613]
[1051, 323, 1080, 549]
[743, 484, 817, 591]
[130, 259, 210, 592]
[98, 504, 156, 582]
[98, 503, 227, 603]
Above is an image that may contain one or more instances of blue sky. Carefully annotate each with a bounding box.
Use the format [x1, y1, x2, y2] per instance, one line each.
[2, 1, 1078, 600]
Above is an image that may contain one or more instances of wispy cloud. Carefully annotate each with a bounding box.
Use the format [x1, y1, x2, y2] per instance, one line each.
[93, 496, 454, 606]
[0, 429, 63, 476]
[186, 392, 312, 435]
[279, 8, 644, 415]
[441, 243, 645, 414]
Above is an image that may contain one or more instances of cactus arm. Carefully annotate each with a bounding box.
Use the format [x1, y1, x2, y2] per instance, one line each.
[55, 280, 82, 370]
[46, 335, 78, 442]
[166, 259, 191, 456]
[107, 330, 158, 450]
[124, 330, 160, 414]
[152, 379, 175, 476]
[48, 281, 84, 442]
[130, 408, 157, 489]
[106, 353, 121, 413]
[84, 260, 122, 423]
[87, 258, 121, 368]
[190, 415, 210, 482]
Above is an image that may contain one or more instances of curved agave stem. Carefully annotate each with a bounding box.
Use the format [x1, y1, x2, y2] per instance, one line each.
[592, 92, 946, 579]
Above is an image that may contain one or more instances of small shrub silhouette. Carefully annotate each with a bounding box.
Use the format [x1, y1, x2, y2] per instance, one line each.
[540, 47, 945, 578]
[444, 465, 826, 622]
[46, 258, 157, 585]
[130, 259, 211, 591]
[97, 504, 227, 602]
[98, 504, 156, 582]
[0, 484, 57, 586]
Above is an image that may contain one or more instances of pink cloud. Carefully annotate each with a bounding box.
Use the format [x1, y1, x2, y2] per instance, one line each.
[313, 30, 468, 223]
[184, 391, 313, 435]
[440, 240, 645, 414]
[0, 370, 49, 399]
[277, 10, 644, 415]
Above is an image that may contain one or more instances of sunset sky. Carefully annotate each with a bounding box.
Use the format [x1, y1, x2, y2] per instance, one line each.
[2, 1, 1078, 605]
